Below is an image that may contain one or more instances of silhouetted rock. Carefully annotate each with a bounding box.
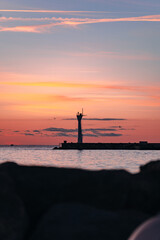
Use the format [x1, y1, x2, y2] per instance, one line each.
[128, 161, 160, 214]
[140, 160, 160, 172]
[0, 162, 133, 230]
[29, 203, 148, 240]
[0, 160, 160, 239]
[0, 170, 28, 240]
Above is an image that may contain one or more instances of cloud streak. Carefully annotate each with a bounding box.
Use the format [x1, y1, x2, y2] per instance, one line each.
[24, 133, 34, 136]
[64, 118, 126, 121]
[0, 14, 160, 33]
[0, 92, 89, 105]
[0, 9, 109, 13]
[84, 118, 126, 121]
[2, 81, 160, 93]
[43, 127, 77, 133]
[1, 82, 160, 103]
[42, 127, 124, 138]
[10, 125, 133, 138]
[0, 23, 59, 33]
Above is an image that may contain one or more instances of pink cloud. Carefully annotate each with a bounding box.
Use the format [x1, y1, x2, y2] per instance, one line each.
[0, 22, 61, 33]
[0, 14, 160, 33]
[0, 9, 109, 13]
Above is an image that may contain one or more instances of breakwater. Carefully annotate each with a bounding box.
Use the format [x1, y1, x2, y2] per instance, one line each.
[58, 141, 160, 150]
[1, 160, 160, 240]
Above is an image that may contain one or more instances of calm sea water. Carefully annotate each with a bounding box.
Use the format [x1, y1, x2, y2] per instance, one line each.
[0, 145, 160, 173]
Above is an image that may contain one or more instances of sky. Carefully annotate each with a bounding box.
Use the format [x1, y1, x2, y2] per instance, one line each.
[0, 0, 160, 145]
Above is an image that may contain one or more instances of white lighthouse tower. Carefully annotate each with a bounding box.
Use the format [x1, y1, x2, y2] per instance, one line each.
[76, 109, 84, 143]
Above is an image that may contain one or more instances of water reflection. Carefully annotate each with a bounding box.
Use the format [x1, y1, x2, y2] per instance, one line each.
[0, 146, 160, 173]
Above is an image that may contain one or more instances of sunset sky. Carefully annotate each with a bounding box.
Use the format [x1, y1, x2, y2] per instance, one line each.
[0, 0, 160, 145]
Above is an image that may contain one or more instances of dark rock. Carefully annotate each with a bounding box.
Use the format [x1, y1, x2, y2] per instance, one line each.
[0, 162, 133, 231]
[140, 160, 160, 172]
[0, 170, 28, 240]
[127, 160, 160, 214]
[29, 203, 149, 240]
[1, 160, 160, 239]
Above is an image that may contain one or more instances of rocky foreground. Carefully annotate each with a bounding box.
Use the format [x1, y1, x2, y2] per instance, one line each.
[0, 160, 160, 240]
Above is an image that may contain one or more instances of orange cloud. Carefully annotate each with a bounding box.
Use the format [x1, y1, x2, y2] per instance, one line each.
[1, 81, 160, 94]
[0, 14, 160, 32]
[0, 92, 90, 103]
[1, 81, 101, 88]
[0, 91, 160, 121]
[1, 92, 159, 111]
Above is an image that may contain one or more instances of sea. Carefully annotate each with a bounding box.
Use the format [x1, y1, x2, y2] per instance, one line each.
[0, 145, 160, 173]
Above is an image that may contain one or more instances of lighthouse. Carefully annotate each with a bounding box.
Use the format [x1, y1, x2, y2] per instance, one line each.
[76, 110, 84, 143]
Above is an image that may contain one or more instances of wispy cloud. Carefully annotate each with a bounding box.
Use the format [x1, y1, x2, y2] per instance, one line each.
[33, 130, 41, 133]
[0, 23, 59, 33]
[0, 9, 109, 13]
[85, 128, 119, 132]
[55, 132, 77, 137]
[64, 118, 126, 121]
[85, 118, 126, 121]
[0, 14, 160, 33]
[10, 125, 134, 138]
[55, 132, 122, 137]
[2, 81, 160, 92]
[0, 92, 89, 104]
[95, 133, 122, 137]
[1, 82, 160, 102]
[24, 133, 34, 136]
[42, 127, 124, 138]
[1, 81, 102, 88]
[43, 127, 77, 133]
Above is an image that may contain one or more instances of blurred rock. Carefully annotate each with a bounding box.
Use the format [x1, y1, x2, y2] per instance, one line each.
[0, 160, 160, 239]
[0, 170, 28, 240]
[29, 203, 148, 240]
[0, 162, 133, 228]
[140, 160, 160, 172]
